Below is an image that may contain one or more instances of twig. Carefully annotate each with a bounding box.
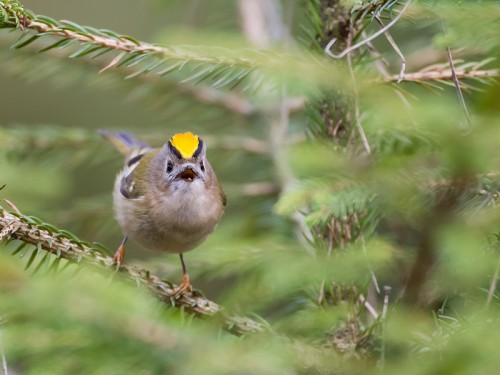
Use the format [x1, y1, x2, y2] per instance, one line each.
[440, 19, 473, 130]
[378, 286, 391, 370]
[353, 213, 380, 294]
[346, 30, 371, 155]
[385, 68, 499, 83]
[0, 325, 7, 375]
[444, 45, 473, 130]
[364, 33, 390, 77]
[364, 33, 414, 111]
[381, 286, 391, 320]
[0, 206, 263, 336]
[358, 294, 379, 320]
[324, 0, 412, 60]
[486, 255, 500, 307]
[375, 16, 406, 83]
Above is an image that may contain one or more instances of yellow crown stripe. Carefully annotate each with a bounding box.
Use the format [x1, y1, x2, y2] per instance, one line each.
[170, 132, 199, 159]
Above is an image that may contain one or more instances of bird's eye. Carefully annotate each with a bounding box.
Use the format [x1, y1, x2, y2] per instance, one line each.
[166, 161, 174, 173]
[200, 160, 205, 172]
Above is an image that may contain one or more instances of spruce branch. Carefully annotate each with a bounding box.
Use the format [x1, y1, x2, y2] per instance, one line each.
[387, 68, 500, 83]
[2, 6, 254, 68]
[324, 1, 412, 60]
[0, 0, 261, 92]
[0, 0, 331, 93]
[0, 204, 264, 336]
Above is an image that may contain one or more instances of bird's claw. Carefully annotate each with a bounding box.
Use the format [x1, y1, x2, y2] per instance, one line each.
[112, 243, 126, 269]
[173, 273, 192, 297]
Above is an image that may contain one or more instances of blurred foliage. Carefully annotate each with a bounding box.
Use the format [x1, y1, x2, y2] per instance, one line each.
[1, 0, 500, 374]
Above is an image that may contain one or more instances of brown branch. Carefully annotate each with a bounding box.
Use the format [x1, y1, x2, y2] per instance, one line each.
[0, 206, 264, 336]
[386, 69, 500, 83]
[27, 21, 161, 54]
[25, 20, 256, 68]
[402, 176, 477, 306]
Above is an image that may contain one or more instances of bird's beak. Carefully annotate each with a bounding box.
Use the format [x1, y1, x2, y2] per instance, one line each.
[177, 167, 197, 182]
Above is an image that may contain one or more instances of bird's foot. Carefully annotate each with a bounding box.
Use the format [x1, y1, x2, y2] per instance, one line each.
[173, 273, 192, 297]
[112, 243, 126, 268]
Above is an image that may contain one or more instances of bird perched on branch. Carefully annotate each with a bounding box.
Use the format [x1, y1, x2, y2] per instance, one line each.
[100, 130, 226, 295]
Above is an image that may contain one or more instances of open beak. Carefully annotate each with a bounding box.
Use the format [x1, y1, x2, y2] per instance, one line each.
[177, 167, 197, 182]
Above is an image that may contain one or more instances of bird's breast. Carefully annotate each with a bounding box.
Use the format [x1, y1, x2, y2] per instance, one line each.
[114, 178, 223, 253]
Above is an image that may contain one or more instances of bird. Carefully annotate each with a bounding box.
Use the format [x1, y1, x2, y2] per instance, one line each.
[100, 130, 226, 294]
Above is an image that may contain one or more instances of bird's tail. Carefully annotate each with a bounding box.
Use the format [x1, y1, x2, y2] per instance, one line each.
[98, 129, 150, 156]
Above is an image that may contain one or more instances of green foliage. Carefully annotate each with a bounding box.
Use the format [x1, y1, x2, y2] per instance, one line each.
[1, 0, 500, 374]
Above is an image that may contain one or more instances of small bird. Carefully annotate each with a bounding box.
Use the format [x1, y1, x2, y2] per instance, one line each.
[100, 130, 226, 294]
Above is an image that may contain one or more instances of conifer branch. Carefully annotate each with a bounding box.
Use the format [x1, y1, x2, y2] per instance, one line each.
[387, 68, 499, 83]
[0, 0, 262, 94]
[0, 0, 313, 92]
[0, 1, 342, 95]
[0, 205, 264, 336]
[0, 0, 255, 68]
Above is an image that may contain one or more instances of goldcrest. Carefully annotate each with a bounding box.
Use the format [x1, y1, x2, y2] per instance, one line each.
[100, 130, 226, 294]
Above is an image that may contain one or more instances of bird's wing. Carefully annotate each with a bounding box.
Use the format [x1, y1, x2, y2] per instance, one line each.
[119, 150, 158, 200]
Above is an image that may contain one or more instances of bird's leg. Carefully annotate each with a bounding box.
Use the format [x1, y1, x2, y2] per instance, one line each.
[174, 253, 192, 295]
[113, 235, 128, 267]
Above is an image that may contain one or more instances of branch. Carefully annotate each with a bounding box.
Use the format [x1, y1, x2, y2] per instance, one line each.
[375, 15, 406, 83]
[0, 325, 7, 375]
[0, 0, 316, 91]
[13, 15, 256, 68]
[486, 255, 500, 307]
[346, 30, 371, 155]
[0, 1, 341, 96]
[0, 205, 264, 336]
[386, 68, 500, 83]
[0, 0, 264, 94]
[444, 43, 472, 129]
[324, 1, 412, 60]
